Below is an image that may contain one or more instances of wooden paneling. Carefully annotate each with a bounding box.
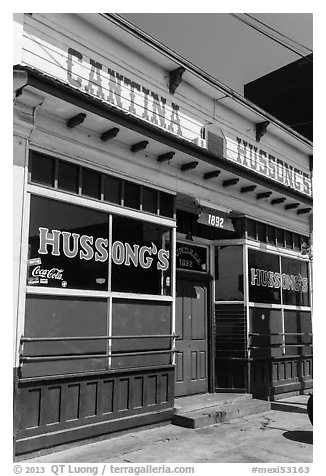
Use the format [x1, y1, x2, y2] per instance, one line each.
[249, 356, 313, 399]
[15, 366, 174, 456]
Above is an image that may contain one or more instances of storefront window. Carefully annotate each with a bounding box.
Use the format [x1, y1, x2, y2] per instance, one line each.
[248, 249, 281, 304]
[103, 175, 121, 204]
[284, 310, 312, 356]
[111, 299, 171, 369]
[82, 168, 101, 199]
[215, 245, 243, 301]
[281, 256, 310, 307]
[22, 295, 107, 378]
[58, 160, 79, 193]
[249, 308, 283, 358]
[142, 186, 158, 214]
[30, 152, 55, 187]
[111, 215, 171, 295]
[27, 196, 109, 290]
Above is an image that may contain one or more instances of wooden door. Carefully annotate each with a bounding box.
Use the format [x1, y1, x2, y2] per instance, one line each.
[175, 279, 208, 396]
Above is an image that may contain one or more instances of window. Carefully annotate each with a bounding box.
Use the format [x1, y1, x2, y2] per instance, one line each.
[160, 192, 174, 218]
[281, 256, 310, 307]
[124, 181, 140, 209]
[257, 221, 266, 243]
[284, 310, 312, 356]
[293, 233, 301, 251]
[215, 245, 243, 301]
[248, 250, 281, 304]
[29, 153, 175, 218]
[142, 186, 158, 214]
[103, 175, 121, 204]
[27, 196, 109, 290]
[247, 219, 256, 240]
[111, 299, 171, 369]
[22, 295, 107, 378]
[276, 228, 284, 247]
[284, 230, 293, 249]
[82, 168, 101, 199]
[267, 225, 276, 245]
[58, 161, 79, 193]
[249, 308, 283, 358]
[111, 215, 171, 295]
[30, 151, 55, 187]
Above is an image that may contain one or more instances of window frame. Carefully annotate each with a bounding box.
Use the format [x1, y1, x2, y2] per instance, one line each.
[246, 243, 312, 357]
[20, 154, 177, 378]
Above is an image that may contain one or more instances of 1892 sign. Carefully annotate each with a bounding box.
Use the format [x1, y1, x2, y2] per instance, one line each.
[197, 207, 235, 232]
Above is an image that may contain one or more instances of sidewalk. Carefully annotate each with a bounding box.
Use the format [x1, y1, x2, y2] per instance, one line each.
[23, 395, 312, 464]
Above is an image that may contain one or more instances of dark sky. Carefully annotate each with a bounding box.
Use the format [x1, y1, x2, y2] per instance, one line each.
[121, 13, 313, 94]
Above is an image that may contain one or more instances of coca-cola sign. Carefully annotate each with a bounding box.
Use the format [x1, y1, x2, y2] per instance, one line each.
[31, 266, 64, 280]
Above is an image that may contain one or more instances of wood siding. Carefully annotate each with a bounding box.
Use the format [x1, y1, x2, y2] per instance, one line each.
[14, 366, 174, 456]
[249, 355, 313, 399]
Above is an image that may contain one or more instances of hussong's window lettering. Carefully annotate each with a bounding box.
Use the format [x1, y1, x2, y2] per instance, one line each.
[27, 196, 109, 290]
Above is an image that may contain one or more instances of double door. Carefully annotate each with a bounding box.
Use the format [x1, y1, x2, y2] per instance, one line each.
[175, 279, 208, 396]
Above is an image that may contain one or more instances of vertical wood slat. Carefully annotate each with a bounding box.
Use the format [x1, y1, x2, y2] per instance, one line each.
[16, 367, 175, 449]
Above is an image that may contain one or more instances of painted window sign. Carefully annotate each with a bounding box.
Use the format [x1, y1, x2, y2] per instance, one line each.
[27, 196, 170, 294]
[111, 215, 171, 295]
[248, 249, 309, 306]
[176, 243, 207, 272]
[197, 207, 235, 232]
[281, 256, 310, 307]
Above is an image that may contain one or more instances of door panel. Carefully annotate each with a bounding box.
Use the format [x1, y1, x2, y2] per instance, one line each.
[175, 280, 208, 396]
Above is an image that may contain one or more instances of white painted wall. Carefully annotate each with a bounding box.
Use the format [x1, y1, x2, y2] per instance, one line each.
[18, 13, 311, 191]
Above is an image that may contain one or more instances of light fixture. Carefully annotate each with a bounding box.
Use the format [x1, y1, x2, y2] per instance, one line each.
[185, 231, 193, 241]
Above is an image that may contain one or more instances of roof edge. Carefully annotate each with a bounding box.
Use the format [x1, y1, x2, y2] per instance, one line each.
[103, 13, 313, 151]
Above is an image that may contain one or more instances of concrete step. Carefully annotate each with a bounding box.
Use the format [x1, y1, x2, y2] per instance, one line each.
[174, 393, 253, 415]
[173, 398, 271, 429]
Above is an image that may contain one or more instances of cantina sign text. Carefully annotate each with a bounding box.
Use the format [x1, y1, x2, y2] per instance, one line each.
[67, 47, 185, 138]
[36, 228, 170, 271]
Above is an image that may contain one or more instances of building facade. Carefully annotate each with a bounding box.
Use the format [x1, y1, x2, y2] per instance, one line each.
[13, 13, 313, 456]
